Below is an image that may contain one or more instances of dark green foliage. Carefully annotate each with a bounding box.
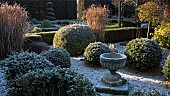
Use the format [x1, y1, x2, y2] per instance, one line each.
[106, 20, 137, 28]
[122, 21, 137, 27]
[41, 20, 53, 28]
[105, 27, 153, 43]
[41, 48, 71, 68]
[35, 31, 56, 44]
[53, 24, 96, 56]
[51, 20, 74, 26]
[45, 2, 56, 21]
[9, 67, 97, 96]
[31, 18, 40, 24]
[163, 55, 170, 80]
[125, 38, 162, 70]
[25, 34, 42, 42]
[24, 41, 51, 54]
[84, 42, 110, 63]
[0, 51, 54, 82]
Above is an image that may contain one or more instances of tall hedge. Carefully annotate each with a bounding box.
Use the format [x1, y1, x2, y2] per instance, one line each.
[5, 0, 77, 20]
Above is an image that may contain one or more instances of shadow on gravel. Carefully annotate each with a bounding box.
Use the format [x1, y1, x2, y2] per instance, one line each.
[83, 60, 103, 69]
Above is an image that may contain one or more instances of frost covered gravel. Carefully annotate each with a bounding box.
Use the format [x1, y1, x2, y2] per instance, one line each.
[71, 42, 170, 95]
[0, 42, 170, 95]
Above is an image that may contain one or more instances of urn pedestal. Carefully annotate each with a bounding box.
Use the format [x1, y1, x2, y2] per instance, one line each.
[96, 52, 129, 95]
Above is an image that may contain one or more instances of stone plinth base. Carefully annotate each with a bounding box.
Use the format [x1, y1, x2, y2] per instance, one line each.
[95, 79, 129, 95]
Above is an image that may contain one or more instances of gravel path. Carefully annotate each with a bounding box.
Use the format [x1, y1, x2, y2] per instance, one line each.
[70, 43, 170, 95]
[0, 42, 170, 96]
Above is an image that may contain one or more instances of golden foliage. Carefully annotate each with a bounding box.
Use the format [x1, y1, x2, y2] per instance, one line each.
[137, 1, 163, 22]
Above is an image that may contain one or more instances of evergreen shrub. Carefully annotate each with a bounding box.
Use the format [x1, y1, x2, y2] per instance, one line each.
[125, 38, 162, 70]
[53, 24, 96, 56]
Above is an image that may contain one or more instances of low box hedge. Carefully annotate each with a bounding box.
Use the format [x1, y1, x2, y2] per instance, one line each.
[108, 19, 137, 27]
[105, 27, 154, 43]
[123, 21, 137, 27]
[32, 27, 153, 44]
[25, 34, 42, 42]
[40, 28, 59, 32]
[35, 31, 56, 45]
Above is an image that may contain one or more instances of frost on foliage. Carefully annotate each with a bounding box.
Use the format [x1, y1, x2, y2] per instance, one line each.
[0, 51, 54, 82]
[84, 42, 110, 62]
[41, 48, 71, 68]
[125, 38, 162, 70]
[9, 67, 97, 96]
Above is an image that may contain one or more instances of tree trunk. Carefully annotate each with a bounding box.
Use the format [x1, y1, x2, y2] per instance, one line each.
[147, 21, 151, 38]
[77, 0, 84, 19]
[135, 0, 139, 27]
[118, 1, 122, 27]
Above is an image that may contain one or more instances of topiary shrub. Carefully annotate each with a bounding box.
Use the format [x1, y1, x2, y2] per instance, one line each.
[53, 24, 96, 56]
[35, 31, 56, 44]
[152, 22, 170, 48]
[31, 27, 42, 33]
[84, 42, 110, 63]
[31, 18, 40, 24]
[0, 51, 54, 82]
[25, 34, 42, 42]
[8, 67, 97, 96]
[125, 38, 162, 70]
[41, 20, 53, 28]
[45, 2, 56, 21]
[41, 48, 71, 68]
[163, 54, 170, 80]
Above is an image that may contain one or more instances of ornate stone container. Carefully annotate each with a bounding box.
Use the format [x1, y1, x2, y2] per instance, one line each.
[100, 52, 127, 86]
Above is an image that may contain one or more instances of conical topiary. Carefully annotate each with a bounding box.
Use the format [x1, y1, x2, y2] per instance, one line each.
[45, 2, 56, 21]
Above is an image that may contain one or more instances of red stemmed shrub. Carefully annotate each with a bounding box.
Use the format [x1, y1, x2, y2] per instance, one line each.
[84, 5, 109, 42]
[0, 2, 29, 59]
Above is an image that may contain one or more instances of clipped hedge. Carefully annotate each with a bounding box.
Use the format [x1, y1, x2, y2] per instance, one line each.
[5, 0, 77, 20]
[32, 27, 153, 45]
[40, 27, 60, 32]
[25, 34, 42, 42]
[123, 21, 137, 27]
[35, 31, 56, 44]
[105, 27, 154, 43]
[108, 19, 137, 27]
[31, 27, 42, 33]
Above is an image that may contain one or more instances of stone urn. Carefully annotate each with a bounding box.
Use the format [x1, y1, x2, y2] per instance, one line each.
[100, 52, 127, 86]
